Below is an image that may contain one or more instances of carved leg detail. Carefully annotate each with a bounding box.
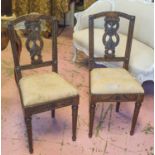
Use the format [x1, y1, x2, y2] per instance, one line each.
[51, 109, 55, 118]
[25, 117, 33, 154]
[130, 102, 142, 135]
[89, 102, 96, 138]
[116, 102, 120, 112]
[72, 104, 78, 141]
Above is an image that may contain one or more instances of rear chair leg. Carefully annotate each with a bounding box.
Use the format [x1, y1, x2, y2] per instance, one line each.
[116, 102, 120, 112]
[51, 109, 55, 118]
[72, 104, 78, 141]
[25, 116, 33, 154]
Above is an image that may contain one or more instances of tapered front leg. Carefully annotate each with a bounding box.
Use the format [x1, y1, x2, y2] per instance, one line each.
[25, 116, 33, 153]
[116, 102, 120, 112]
[130, 101, 142, 135]
[51, 109, 55, 118]
[89, 102, 96, 138]
[72, 104, 78, 141]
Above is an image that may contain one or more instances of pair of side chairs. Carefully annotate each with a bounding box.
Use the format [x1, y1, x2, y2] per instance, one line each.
[8, 12, 144, 153]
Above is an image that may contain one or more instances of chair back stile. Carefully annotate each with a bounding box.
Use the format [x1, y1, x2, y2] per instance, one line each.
[8, 14, 58, 83]
[52, 18, 58, 72]
[88, 11, 135, 71]
[124, 17, 135, 70]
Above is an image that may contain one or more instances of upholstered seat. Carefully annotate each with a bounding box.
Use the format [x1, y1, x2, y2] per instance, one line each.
[91, 68, 144, 94]
[73, 28, 154, 82]
[19, 72, 78, 107]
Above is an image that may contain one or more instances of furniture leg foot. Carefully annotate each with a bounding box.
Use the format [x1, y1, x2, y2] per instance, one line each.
[116, 102, 120, 112]
[72, 104, 78, 141]
[25, 116, 33, 153]
[51, 109, 55, 118]
[89, 102, 96, 138]
[130, 101, 142, 135]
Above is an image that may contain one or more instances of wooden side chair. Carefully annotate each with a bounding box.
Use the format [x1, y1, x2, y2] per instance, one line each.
[8, 14, 79, 153]
[88, 12, 144, 137]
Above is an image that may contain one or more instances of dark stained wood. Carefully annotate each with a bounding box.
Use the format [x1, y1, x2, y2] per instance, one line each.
[25, 18, 43, 65]
[102, 15, 120, 58]
[130, 96, 143, 135]
[8, 13, 79, 153]
[94, 57, 127, 62]
[88, 11, 144, 137]
[116, 102, 120, 112]
[51, 110, 55, 118]
[72, 104, 79, 141]
[89, 101, 96, 138]
[25, 116, 33, 154]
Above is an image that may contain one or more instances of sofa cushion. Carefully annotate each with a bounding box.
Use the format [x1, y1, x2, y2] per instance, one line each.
[73, 28, 154, 77]
[19, 72, 78, 107]
[115, 0, 154, 48]
[91, 68, 144, 94]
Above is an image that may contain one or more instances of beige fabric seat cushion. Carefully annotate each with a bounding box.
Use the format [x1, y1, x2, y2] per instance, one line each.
[19, 72, 78, 107]
[91, 68, 144, 94]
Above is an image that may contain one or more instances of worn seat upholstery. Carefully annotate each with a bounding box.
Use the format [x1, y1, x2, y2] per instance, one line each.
[91, 68, 144, 94]
[19, 72, 78, 107]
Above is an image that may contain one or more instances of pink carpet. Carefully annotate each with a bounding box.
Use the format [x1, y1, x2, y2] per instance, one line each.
[2, 27, 154, 155]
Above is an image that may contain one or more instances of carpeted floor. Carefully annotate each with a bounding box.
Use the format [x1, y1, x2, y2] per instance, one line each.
[2, 27, 154, 155]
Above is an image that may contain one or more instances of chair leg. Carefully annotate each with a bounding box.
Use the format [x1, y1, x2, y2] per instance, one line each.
[116, 102, 120, 112]
[51, 109, 55, 118]
[72, 104, 78, 141]
[89, 102, 96, 138]
[25, 116, 33, 154]
[130, 101, 142, 135]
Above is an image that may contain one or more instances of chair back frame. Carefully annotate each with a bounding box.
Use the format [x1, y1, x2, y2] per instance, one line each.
[8, 13, 58, 83]
[8, 14, 79, 115]
[89, 11, 135, 71]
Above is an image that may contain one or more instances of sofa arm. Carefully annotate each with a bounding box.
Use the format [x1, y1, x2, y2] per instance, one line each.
[74, 11, 84, 31]
[74, 0, 114, 32]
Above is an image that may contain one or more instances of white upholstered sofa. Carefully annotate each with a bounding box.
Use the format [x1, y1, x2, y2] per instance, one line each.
[73, 0, 154, 83]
